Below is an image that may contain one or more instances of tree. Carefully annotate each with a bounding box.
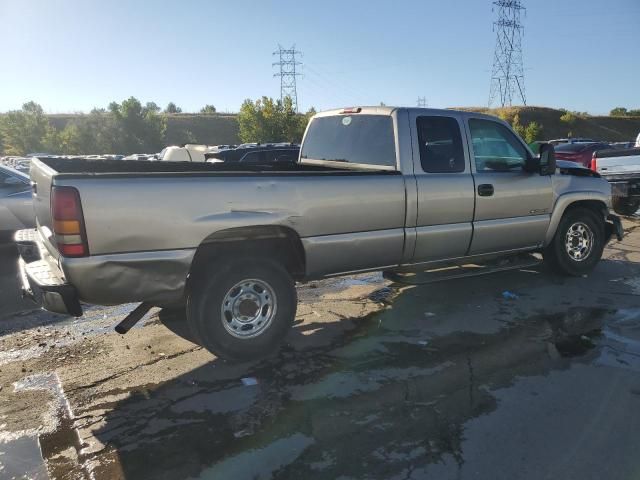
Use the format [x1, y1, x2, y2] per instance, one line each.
[0, 101, 59, 155]
[523, 121, 542, 143]
[200, 104, 217, 114]
[110, 97, 166, 153]
[560, 111, 577, 125]
[164, 102, 182, 114]
[144, 102, 161, 113]
[610, 107, 640, 117]
[238, 96, 314, 143]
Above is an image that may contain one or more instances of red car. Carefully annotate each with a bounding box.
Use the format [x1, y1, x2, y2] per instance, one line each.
[554, 142, 612, 168]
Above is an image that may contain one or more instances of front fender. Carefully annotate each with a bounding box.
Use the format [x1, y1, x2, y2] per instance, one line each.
[544, 191, 610, 246]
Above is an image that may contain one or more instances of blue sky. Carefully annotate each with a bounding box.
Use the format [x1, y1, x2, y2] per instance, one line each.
[1, 0, 638, 114]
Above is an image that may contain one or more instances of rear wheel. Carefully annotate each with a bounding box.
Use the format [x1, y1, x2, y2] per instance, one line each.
[187, 257, 297, 361]
[612, 197, 640, 216]
[544, 207, 605, 276]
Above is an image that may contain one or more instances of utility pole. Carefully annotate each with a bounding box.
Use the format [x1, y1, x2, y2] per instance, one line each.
[417, 97, 428, 108]
[488, 0, 527, 107]
[273, 45, 302, 112]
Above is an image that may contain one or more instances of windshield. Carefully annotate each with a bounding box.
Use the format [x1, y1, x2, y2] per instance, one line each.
[301, 114, 396, 169]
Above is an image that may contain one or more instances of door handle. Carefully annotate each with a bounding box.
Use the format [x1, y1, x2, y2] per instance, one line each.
[477, 184, 494, 197]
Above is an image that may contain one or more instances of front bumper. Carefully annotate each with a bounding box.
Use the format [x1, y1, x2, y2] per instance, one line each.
[15, 229, 83, 317]
[605, 214, 623, 242]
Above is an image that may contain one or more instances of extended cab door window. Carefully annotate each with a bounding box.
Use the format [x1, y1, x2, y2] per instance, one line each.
[469, 119, 528, 172]
[417, 116, 466, 173]
[410, 114, 475, 264]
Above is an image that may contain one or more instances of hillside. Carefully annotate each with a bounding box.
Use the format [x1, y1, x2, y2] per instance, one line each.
[45, 107, 640, 147]
[457, 106, 640, 142]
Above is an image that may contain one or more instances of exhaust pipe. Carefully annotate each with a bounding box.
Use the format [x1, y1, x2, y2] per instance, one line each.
[115, 302, 152, 334]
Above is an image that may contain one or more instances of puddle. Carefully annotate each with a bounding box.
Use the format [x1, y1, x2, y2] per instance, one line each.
[77, 304, 635, 479]
[0, 373, 86, 479]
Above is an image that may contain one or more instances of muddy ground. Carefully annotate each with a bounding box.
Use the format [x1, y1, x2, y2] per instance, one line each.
[1, 218, 640, 480]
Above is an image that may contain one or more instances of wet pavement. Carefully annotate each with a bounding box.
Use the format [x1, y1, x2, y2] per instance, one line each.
[1, 218, 640, 479]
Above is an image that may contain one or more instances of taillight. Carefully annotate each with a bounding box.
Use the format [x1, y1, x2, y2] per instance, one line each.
[51, 186, 89, 257]
[340, 107, 362, 114]
[590, 152, 598, 172]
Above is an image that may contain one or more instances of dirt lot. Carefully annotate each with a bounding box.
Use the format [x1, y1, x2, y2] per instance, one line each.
[1, 218, 640, 480]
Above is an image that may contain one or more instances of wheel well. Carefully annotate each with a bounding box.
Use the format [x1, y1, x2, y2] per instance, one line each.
[564, 200, 608, 219]
[188, 226, 306, 284]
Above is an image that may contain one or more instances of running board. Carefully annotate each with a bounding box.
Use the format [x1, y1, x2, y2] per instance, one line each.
[383, 254, 542, 285]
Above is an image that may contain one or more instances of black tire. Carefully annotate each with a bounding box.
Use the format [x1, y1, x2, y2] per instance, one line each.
[544, 207, 605, 276]
[186, 257, 297, 361]
[612, 197, 640, 216]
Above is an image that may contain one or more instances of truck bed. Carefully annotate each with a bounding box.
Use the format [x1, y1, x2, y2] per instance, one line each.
[39, 157, 396, 176]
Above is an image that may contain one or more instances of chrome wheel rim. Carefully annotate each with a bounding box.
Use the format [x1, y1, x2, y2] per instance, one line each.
[565, 222, 594, 262]
[221, 279, 277, 338]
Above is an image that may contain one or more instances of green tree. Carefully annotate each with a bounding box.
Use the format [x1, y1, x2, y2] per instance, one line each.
[0, 101, 60, 155]
[144, 102, 161, 113]
[200, 104, 217, 114]
[110, 97, 166, 153]
[164, 102, 182, 114]
[560, 111, 577, 125]
[523, 121, 542, 143]
[238, 96, 314, 143]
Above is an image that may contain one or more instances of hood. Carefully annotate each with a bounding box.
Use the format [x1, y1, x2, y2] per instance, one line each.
[556, 160, 600, 178]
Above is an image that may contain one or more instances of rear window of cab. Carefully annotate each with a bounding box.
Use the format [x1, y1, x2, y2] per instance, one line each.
[301, 115, 396, 169]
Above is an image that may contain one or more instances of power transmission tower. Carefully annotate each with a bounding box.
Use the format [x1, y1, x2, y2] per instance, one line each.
[488, 0, 527, 107]
[417, 97, 427, 108]
[273, 45, 302, 112]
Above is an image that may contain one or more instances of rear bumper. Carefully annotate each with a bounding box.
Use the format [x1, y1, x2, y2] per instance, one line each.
[609, 180, 640, 199]
[15, 228, 194, 310]
[606, 214, 624, 242]
[15, 229, 83, 316]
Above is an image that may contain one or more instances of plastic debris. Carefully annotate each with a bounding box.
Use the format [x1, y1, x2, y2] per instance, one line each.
[502, 291, 519, 300]
[424, 312, 436, 317]
[418, 340, 429, 346]
[241, 377, 258, 386]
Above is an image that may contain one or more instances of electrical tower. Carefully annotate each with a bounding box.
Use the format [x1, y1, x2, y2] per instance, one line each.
[417, 97, 427, 108]
[488, 0, 526, 107]
[273, 45, 302, 112]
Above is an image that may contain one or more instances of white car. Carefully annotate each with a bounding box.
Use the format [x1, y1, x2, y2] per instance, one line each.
[0, 165, 34, 240]
[158, 144, 219, 162]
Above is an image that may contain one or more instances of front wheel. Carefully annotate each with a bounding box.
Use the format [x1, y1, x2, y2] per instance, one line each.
[544, 207, 605, 276]
[612, 197, 640, 216]
[187, 258, 297, 361]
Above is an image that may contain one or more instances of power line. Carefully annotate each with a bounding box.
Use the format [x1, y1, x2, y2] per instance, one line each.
[417, 97, 428, 108]
[273, 45, 302, 112]
[489, 0, 527, 107]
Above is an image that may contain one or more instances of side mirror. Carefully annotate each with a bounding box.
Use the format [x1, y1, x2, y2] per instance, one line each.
[538, 143, 556, 175]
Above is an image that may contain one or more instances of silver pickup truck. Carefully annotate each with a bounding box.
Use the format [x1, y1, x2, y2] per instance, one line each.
[16, 107, 623, 360]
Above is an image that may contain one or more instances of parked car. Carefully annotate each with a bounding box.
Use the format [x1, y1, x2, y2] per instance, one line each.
[205, 144, 300, 165]
[554, 142, 613, 168]
[548, 138, 595, 146]
[0, 165, 34, 240]
[591, 147, 640, 215]
[158, 144, 218, 162]
[16, 107, 621, 361]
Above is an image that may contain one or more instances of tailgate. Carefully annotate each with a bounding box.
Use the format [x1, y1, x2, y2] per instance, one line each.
[595, 149, 640, 176]
[29, 158, 59, 258]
